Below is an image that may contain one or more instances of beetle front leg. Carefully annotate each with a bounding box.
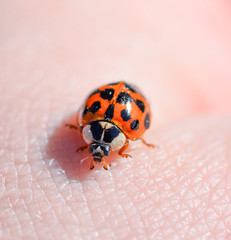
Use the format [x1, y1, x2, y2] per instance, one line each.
[76, 144, 90, 152]
[118, 140, 132, 158]
[65, 124, 78, 130]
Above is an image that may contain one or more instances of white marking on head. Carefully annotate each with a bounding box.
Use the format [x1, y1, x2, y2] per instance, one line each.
[96, 146, 104, 155]
[110, 132, 126, 151]
[82, 125, 93, 144]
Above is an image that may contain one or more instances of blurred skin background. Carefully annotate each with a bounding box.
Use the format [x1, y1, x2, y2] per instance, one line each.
[0, 1, 231, 239]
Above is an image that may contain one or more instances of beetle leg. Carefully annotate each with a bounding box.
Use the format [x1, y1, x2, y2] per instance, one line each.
[118, 140, 132, 158]
[140, 138, 159, 148]
[104, 157, 111, 167]
[76, 144, 89, 152]
[102, 160, 108, 170]
[140, 138, 155, 148]
[65, 124, 78, 130]
[90, 160, 95, 170]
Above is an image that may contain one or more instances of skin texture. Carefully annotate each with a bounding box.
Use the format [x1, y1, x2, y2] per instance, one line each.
[0, 1, 231, 239]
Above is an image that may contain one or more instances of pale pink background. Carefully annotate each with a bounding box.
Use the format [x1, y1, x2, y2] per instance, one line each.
[0, 1, 231, 239]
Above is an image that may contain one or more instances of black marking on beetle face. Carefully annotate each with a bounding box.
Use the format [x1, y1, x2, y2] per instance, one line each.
[144, 112, 150, 129]
[116, 92, 133, 105]
[103, 126, 120, 143]
[135, 99, 145, 113]
[90, 121, 103, 141]
[93, 152, 103, 158]
[88, 89, 100, 98]
[121, 109, 131, 121]
[82, 106, 88, 117]
[100, 144, 111, 156]
[104, 104, 114, 121]
[89, 101, 101, 114]
[100, 88, 115, 101]
[124, 83, 137, 93]
[89, 142, 98, 153]
[94, 157, 102, 162]
[131, 120, 139, 130]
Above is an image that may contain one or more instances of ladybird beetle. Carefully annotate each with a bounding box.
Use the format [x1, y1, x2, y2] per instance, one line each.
[66, 81, 154, 170]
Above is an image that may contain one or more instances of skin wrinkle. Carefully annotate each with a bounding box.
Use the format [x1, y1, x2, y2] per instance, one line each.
[39, 179, 74, 239]
[17, 182, 38, 239]
[149, 145, 196, 235]
[34, 179, 67, 240]
[1, 111, 227, 240]
[63, 193, 85, 239]
[42, 116, 81, 239]
[44, 117, 92, 238]
[3, 199, 19, 238]
[156, 187, 184, 239]
[115, 166, 143, 230]
[106, 174, 132, 239]
[177, 163, 216, 234]
[193, 128, 229, 237]
[28, 105, 71, 240]
[206, 176, 230, 232]
[126, 162, 154, 238]
[37, 174, 71, 239]
[29, 155, 61, 239]
[117, 192, 142, 238]
[106, 170, 132, 239]
[109, 200, 129, 238]
[121, 177, 148, 238]
[205, 211, 223, 238]
[89, 174, 117, 239]
[97, 173, 130, 238]
[143, 119, 230, 239]
[65, 188, 88, 239]
[120, 184, 146, 238]
[80, 180, 102, 239]
[211, 212, 227, 237]
[0, 175, 6, 202]
[50, 114, 90, 238]
[6, 152, 25, 238]
[19, 102, 40, 239]
[0, 114, 8, 155]
[2, 207, 19, 239]
[27, 148, 55, 240]
[91, 179, 120, 238]
[165, 183, 199, 238]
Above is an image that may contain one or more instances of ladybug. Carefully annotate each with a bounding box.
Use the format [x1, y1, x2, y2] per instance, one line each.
[66, 81, 154, 170]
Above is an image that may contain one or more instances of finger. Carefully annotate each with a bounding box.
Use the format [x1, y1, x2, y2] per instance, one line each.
[1, 112, 230, 239]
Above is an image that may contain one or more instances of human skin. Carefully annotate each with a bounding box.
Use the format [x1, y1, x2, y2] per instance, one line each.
[1, 1, 231, 239]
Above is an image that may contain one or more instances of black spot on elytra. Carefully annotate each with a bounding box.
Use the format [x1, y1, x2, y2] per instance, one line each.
[104, 104, 114, 121]
[135, 100, 145, 112]
[100, 88, 115, 101]
[89, 101, 101, 114]
[116, 92, 133, 104]
[90, 121, 103, 141]
[144, 112, 150, 129]
[103, 126, 120, 143]
[131, 120, 139, 130]
[88, 89, 100, 98]
[124, 83, 137, 93]
[121, 109, 131, 121]
[82, 106, 88, 117]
